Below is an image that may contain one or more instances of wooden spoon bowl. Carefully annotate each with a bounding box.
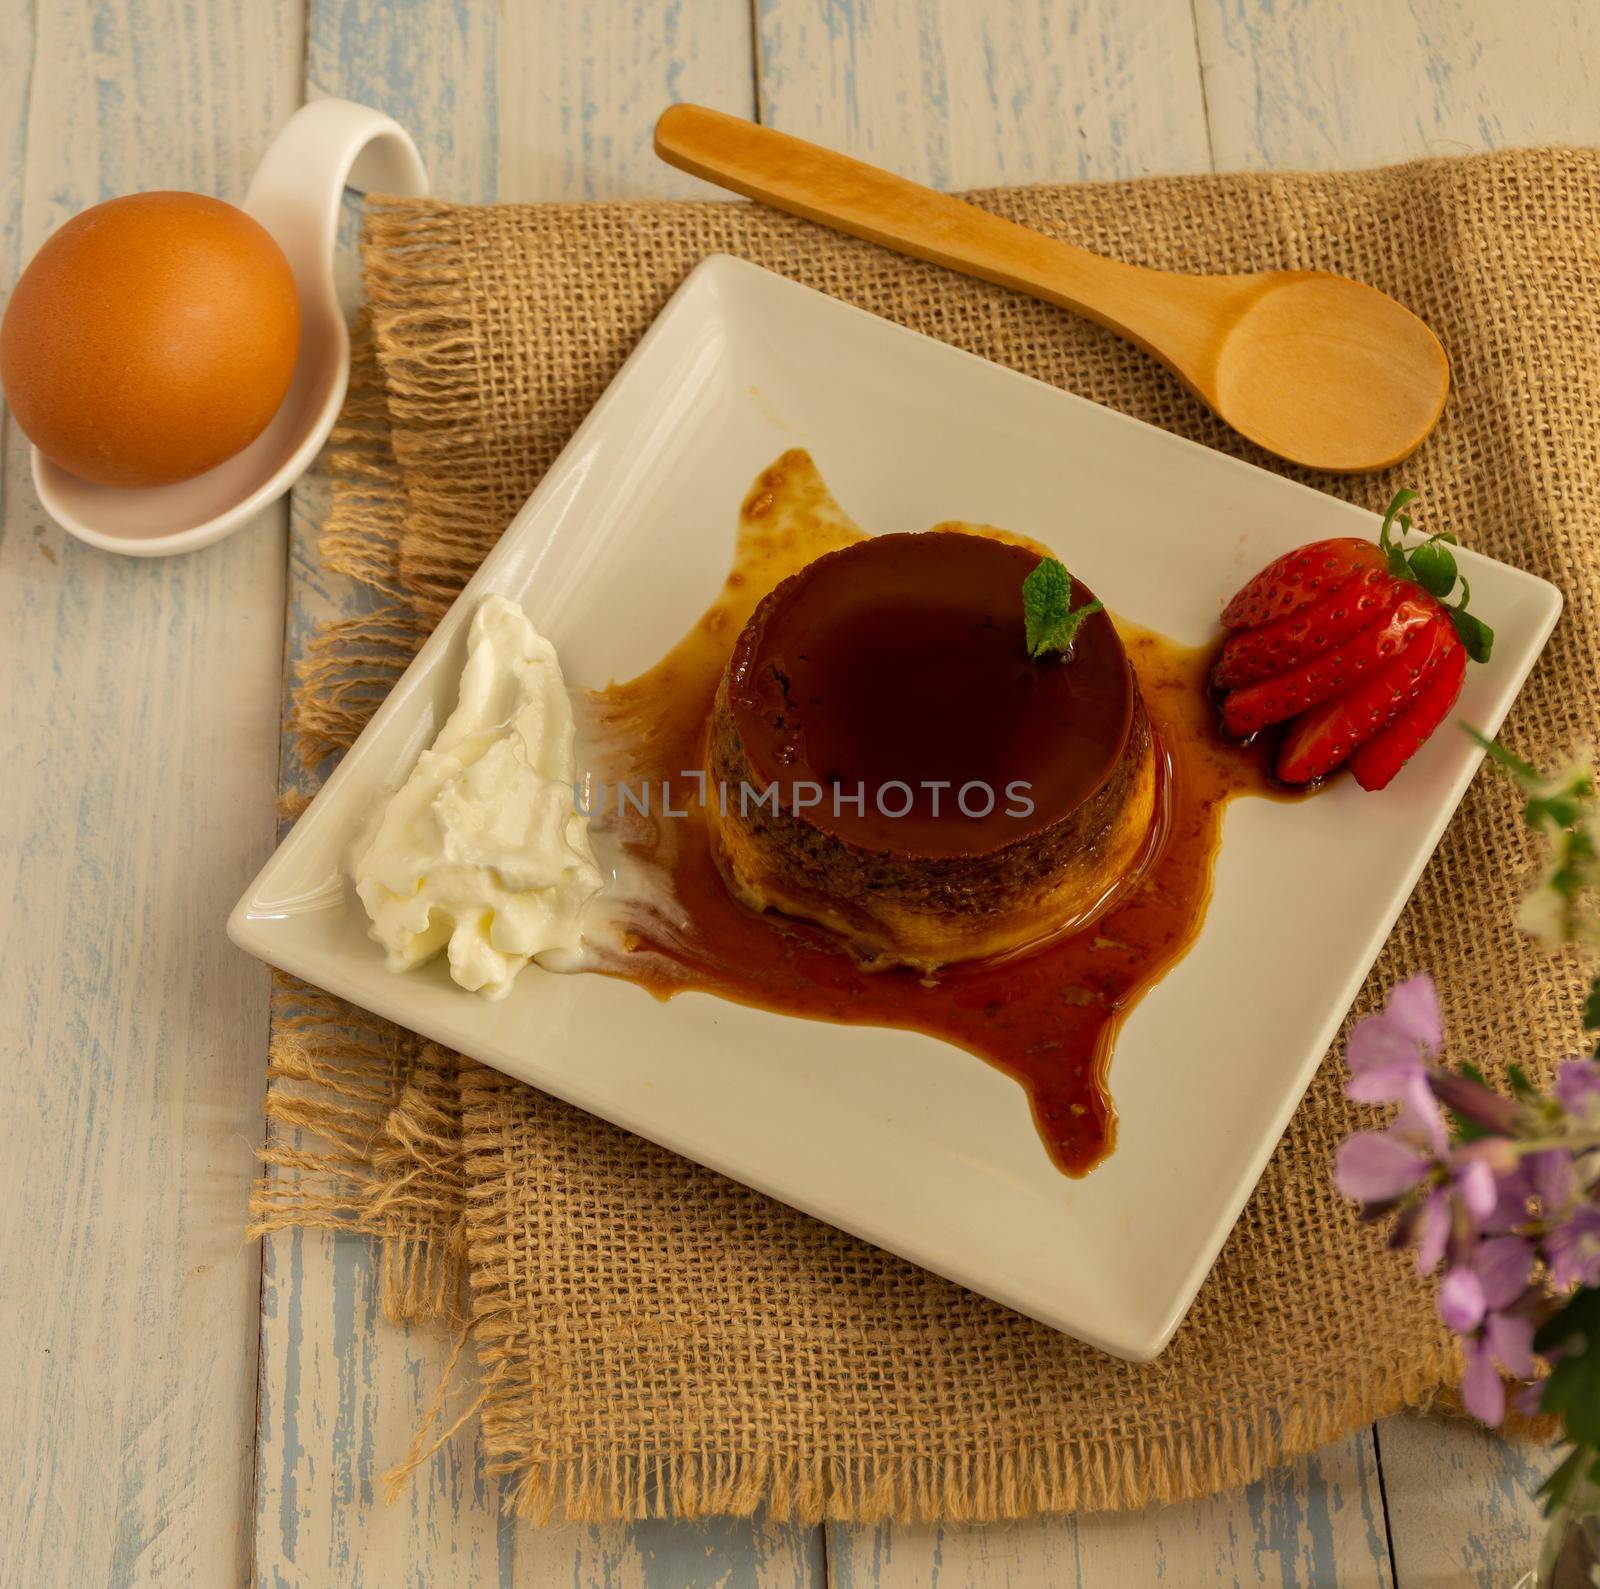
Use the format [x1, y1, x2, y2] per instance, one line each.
[1210, 273, 1448, 472]
[656, 105, 1448, 474]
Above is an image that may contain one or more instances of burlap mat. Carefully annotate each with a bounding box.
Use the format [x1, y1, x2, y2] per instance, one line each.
[254, 150, 1599, 1524]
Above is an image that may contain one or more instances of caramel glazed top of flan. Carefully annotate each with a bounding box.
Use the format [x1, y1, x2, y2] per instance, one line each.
[706, 529, 1165, 970]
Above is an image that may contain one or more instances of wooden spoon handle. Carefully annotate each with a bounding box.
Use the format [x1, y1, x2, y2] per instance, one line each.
[654, 104, 1229, 377]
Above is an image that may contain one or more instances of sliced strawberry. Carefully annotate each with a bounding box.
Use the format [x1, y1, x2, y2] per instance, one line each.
[1221, 538, 1389, 630]
[1274, 617, 1454, 785]
[1349, 640, 1468, 791]
[1221, 595, 1436, 736]
[1211, 566, 1407, 690]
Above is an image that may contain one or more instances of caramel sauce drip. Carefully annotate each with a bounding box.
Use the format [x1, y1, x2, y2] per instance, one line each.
[587, 454, 1281, 1175]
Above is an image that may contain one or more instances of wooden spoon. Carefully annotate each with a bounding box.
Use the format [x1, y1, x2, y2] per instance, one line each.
[655, 105, 1448, 474]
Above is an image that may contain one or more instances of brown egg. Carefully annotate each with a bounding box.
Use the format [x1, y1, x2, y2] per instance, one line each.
[1, 191, 300, 488]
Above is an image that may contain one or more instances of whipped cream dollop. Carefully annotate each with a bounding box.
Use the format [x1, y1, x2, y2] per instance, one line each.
[353, 595, 603, 999]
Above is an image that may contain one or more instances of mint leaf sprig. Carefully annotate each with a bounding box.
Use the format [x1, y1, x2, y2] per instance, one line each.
[1378, 489, 1495, 664]
[1022, 556, 1103, 661]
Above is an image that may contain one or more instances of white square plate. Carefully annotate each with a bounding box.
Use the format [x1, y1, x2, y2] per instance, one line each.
[231, 255, 1561, 1360]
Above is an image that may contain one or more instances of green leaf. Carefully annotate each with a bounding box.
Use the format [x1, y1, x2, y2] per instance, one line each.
[1022, 557, 1103, 660]
[1462, 726, 1542, 784]
[1408, 537, 1459, 598]
[1535, 1290, 1600, 1461]
[1531, 795, 1588, 830]
[1378, 489, 1418, 578]
[1537, 1444, 1592, 1516]
[1534, 1281, 1584, 1357]
[1582, 974, 1600, 1032]
[1507, 1062, 1536, 1098]
[1447, 1110, 1491, 1143]
[1023, 556, 1071, 644]
[1450, 605, 1495, 664]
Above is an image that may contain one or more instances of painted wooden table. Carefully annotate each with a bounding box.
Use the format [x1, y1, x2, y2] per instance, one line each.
[6, 3, 1599, 1584]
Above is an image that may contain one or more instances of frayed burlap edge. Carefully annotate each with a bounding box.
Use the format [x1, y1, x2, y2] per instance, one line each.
[251, 983, 465, 1327]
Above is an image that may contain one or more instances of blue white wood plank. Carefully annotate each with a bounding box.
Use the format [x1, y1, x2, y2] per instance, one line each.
[1193, 0, 1600, 171]
[1376, 1416, 1547, 1588]
[0, 1, 301, 1584]
[495, 3, 757, 200]
[755, 0, 1213, 189]
[828, 1437, 1392, 1587]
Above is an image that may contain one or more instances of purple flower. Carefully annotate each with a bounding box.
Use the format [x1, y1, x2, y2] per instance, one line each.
[1335, 1132, 1432, 1202]
[1429, 1069, 1520, 1133]
[1486, 1312, 1536, 1380]
[1527, 1148, 1575, 1217]
[1460, 1335, 1507, 1424]
[1546, 1205, 1600, 1289]
[1450, 1154, 1500, 1223]
[1513, 1379, 1546, 1419]
[1554, 1056, 1600, 1118]
[1396, 1078, 1451, 1156]
[1482, 1164, 1536, 1234]
[1346, 975, 1443, 1103]
[1333, 964, 1600, 1450]
[1438, 1237, 1529, 1339]
[1457, 1309, 1537, 1427]
[1475, 1235, 1535, 1308]
[1336, 976, 1473, 1225]
[1438, 1266, 1487, 1332]
[1416, 1188, 1451, 1273]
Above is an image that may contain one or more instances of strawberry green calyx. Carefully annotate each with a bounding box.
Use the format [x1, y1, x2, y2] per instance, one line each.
[1446, 579, 1494, 665]
[1377, 489, 1494, 663]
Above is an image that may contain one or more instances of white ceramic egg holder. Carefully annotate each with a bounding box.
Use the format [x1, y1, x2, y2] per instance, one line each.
[35, 99, 428, 556]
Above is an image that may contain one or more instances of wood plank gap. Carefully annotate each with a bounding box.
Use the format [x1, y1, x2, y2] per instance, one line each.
[1186, 0, 1218, 173]
[247, 21, 313, 1572]
[749, 0, 767, 126]
[1370, 1419, 1402, 1588]
[297, 0, 313, 116]
[11, 0, 39, 273]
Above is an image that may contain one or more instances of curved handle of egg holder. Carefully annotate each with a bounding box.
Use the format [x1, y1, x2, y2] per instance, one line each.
[242, 96, 430, 353]
[38, 99, 429, 557]
[232, 98, 431, 515]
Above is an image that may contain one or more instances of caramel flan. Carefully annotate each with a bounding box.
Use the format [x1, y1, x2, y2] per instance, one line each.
[707, 529, 1162, 969]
